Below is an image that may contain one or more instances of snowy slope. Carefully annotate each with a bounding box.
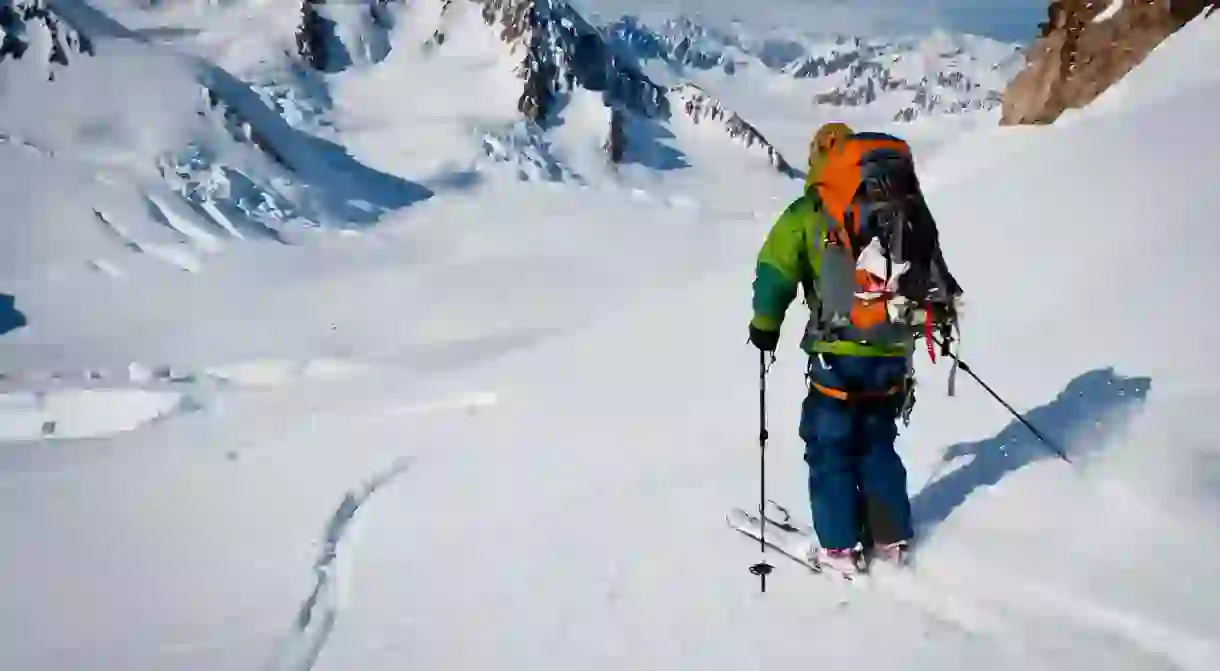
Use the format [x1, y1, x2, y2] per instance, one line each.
[306, 15, 1220, 668]
[3, 2, 1220, 670]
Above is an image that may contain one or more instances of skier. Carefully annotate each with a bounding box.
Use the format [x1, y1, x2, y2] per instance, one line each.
[747, 122, 960, 574]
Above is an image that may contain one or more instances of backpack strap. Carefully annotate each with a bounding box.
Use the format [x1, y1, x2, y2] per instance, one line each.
[807, 182, 855, 256]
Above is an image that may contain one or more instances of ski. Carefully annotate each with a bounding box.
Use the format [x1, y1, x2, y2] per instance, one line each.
[727, 506, 862, 580]
[731, 503, 992, 634]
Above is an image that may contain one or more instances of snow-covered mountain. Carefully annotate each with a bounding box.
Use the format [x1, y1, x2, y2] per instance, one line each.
[291, 0, 1022, 180]
[307, 0, 796, 176]
[4, 0, 1220, 668]
[602, 15, 1025, 122]
[1, 0, 437, 289]
[2, 0, 1027, 245]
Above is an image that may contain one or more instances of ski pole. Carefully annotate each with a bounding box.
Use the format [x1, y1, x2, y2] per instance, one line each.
[934, 337, 1071, 464]
[750, 350, 775, 591]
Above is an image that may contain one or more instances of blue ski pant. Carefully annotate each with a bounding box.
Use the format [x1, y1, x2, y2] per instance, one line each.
[799, 353, 914, 550]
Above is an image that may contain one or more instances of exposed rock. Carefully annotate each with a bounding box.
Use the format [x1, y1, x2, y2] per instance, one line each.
[1001, 0, 1219, 125]
[294, 0, 335, 72]
[786, 49, 864, 78]
[0, 0, 93, 79]
[604, 107, 626, 163]
[467, 0, 667, 123]
[478, 120, 573, 180]
[294, 0, 394, 73]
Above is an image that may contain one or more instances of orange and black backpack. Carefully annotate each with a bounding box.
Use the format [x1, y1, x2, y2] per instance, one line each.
[805, 131, 961, 351]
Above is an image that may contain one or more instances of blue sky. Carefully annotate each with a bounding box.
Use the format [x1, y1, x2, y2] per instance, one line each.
[574, 0, 1048, 43]
[936, 0, 1048, 42]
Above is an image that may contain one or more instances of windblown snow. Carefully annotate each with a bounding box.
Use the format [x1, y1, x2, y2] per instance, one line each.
[2, 1, 1219, 669]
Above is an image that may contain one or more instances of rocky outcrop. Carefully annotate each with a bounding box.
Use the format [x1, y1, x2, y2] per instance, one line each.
[467, 0, 667, 123]
[0, 0, 93, 79]
[670, 83, 796, 175]
[294, 0, 395, 73]
[295, 0, 338, 72]
[1001, 0, 1219, 125]
[604, 107, 626, 163]
[893, 88, 1004, 121]
[785, 44, 868, 79]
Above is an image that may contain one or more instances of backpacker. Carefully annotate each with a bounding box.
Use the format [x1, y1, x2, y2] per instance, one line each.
[804, 132, 961, 352]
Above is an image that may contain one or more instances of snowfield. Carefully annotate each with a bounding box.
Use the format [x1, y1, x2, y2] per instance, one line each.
[2, 1, 1219, 669]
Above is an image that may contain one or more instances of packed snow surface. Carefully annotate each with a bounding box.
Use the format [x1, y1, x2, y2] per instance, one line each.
[2, 2, 1219, 670]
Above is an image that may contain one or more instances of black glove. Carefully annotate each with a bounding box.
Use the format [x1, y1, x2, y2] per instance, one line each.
[748, 324, 780, 352]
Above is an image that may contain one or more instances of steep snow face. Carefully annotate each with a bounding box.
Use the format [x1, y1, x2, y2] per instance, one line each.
[1, 4, 229, 277]
[668, 81, 795, 175]
[1, 0, 434, 280]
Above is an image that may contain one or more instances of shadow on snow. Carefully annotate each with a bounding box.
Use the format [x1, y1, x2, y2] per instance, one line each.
[1, 294, 27, 337]
[911, 367, 1152, 536]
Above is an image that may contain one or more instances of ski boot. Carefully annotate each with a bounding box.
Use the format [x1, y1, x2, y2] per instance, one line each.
[871, 539, 912, 568]
[809, 544, 868, 578]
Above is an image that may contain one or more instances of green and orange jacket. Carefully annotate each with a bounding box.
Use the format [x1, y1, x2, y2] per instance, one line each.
[750, 188, 912, 358]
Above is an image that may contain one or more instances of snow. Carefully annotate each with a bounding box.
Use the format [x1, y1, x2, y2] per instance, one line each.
[1095, 0, 1123, 24]
[2, 1, 1220, 669]
[0, 388, 183, 441]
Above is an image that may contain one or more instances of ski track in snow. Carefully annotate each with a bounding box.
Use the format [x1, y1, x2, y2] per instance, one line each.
[266, 457, 414, 671]
[3, 1, 1220, 669]
[925, 555, 1220, 670]
[739, 507, 1009, 636]
[1016, 581, 1220, 670]
[863, 563, 1009, 636]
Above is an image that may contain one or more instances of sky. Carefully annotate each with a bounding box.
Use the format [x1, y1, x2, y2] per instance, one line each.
[572, 0, 1048, 44]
